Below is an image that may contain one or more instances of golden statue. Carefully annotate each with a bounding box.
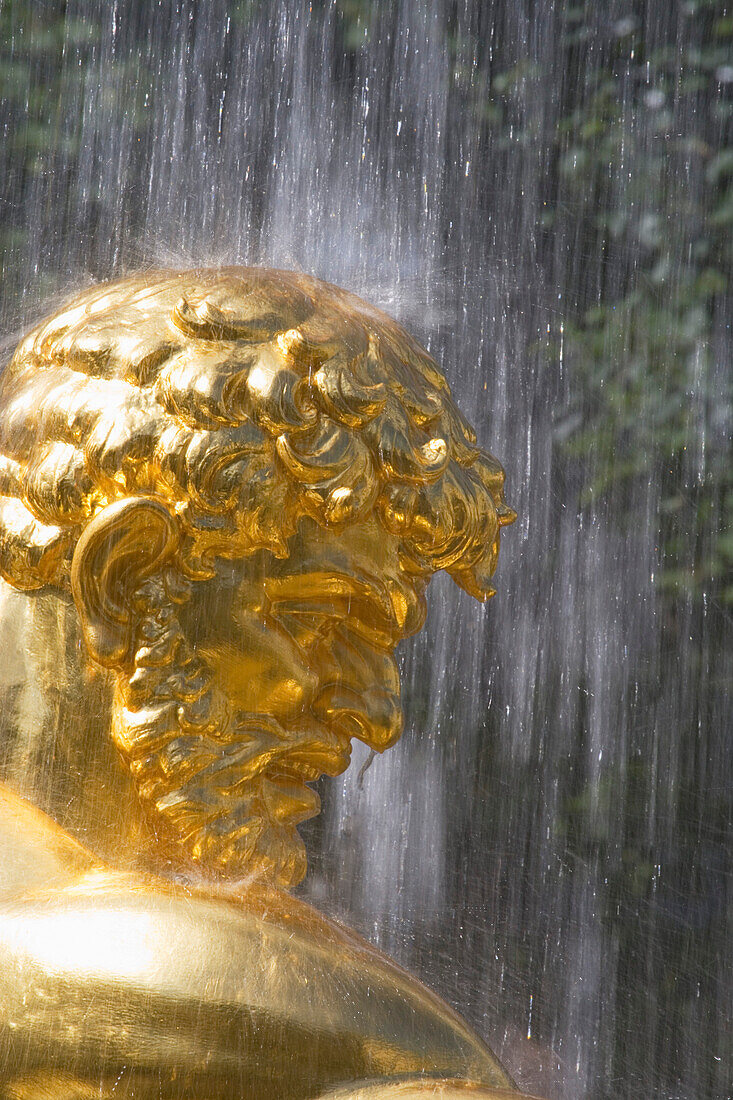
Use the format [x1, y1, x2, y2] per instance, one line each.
[0, 268, 535, 1100]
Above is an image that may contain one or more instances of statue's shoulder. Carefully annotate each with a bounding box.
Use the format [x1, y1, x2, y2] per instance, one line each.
[0, 787, 513, 1099]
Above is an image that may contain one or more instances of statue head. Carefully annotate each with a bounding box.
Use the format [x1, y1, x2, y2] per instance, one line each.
[0, 268, 514, 887]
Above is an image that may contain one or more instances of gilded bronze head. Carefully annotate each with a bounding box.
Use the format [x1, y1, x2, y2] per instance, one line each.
[0, 268, 514, 886]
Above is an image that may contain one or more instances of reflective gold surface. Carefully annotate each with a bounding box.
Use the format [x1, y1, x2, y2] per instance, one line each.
[0, 268, 526, 1098]
[0, 815, 511, 1099]
[319, 1084, 547, 1099]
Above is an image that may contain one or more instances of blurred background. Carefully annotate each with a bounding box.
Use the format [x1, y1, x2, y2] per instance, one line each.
[1, 2, 731, 1097]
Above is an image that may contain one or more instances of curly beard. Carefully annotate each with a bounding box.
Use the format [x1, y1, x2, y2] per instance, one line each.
[110, 573, 340, 888]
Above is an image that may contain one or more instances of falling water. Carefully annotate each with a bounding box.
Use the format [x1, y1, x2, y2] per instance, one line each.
[1, 2, 731, 1098]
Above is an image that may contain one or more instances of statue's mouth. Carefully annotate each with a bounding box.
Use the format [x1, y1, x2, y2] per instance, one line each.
[272, 740, 352, 785]
[267, 680, 401, 789]
[225, 714, 353, 798]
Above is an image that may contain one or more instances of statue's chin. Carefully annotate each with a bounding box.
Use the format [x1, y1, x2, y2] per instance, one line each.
[221, 811, 309, 889]
[167, 763, 318, 888]
[250, 818, 309, 889]
[179, 802, 308, 888]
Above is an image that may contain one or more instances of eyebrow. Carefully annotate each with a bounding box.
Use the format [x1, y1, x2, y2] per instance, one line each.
[262, 571, 404, 650]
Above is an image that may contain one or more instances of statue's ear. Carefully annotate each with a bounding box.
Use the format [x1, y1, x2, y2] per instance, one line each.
[71, 497, 179, 668]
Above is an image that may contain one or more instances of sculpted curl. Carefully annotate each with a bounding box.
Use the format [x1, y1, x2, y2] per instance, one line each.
[0, 267, 514, 594]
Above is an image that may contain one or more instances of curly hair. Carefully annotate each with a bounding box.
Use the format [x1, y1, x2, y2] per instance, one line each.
[0, 267, 514, 599]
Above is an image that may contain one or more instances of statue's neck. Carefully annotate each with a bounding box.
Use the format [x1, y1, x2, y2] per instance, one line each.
[0, 580, 152, 867]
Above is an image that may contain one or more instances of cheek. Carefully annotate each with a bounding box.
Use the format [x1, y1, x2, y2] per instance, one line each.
[198, 614, 319, 720]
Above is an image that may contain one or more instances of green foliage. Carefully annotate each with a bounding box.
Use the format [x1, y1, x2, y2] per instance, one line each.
[2, 0, 727, 596]
[333, 0, 376, 50]
[0, 1, 96, 268]
[551, 15, 732, 607]
[444, 2, 731, 608]
[436, 0, 731, 609]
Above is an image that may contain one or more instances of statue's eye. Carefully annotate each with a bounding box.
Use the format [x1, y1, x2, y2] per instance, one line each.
[270, 605, 340, 649]
[264, 574, 399, 650]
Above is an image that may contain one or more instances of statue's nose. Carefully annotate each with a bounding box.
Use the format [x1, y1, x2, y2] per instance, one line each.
[312, 682, 403, 752]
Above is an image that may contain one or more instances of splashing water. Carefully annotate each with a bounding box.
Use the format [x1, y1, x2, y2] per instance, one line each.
[1, 3, 730, 1098]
